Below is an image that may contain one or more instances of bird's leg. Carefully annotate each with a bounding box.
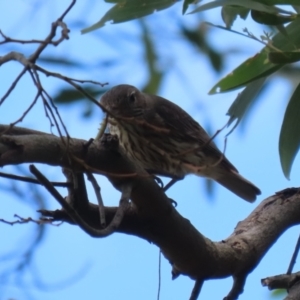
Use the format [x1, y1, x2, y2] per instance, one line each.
[146, 170, 184, 207]
[163, 177, 184, 207]
[152, 177, 177, 206]
[163, 177, 183, 191]
[164, 177, 184, 207]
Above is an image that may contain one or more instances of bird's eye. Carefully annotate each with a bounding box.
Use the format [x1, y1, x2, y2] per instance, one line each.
[129, 92, 136, 103]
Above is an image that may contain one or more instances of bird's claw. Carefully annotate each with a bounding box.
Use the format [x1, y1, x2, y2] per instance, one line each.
[154, 176, 164, 188]
[169, 198, 177, 207]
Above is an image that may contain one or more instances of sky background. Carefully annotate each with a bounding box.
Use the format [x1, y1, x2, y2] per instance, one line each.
[0, 1, 299, 300]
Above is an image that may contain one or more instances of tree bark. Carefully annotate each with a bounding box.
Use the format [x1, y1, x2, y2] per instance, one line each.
[1, 124, 299, 299]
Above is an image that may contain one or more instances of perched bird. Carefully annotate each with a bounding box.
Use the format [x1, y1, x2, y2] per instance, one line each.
[100, 84, 261, 202]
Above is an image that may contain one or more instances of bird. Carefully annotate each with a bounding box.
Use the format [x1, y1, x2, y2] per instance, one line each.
[100, 84, 261, 202]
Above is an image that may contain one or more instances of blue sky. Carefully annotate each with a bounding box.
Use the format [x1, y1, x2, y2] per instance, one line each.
[0, 1, 298, 299]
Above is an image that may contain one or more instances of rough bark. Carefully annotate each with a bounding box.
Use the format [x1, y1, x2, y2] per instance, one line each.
[1, 124, 299, 299]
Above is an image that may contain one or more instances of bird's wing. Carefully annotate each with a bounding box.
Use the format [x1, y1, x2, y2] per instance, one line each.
[147, 95, 237, 172]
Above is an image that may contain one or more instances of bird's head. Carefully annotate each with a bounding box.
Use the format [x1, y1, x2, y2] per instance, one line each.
[100, 84, 146, 118]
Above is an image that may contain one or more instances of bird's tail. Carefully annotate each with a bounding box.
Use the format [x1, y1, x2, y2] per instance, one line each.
[215, 170, 261, 202]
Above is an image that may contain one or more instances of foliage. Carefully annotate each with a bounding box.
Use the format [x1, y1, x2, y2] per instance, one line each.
[86, 0, 300, 179]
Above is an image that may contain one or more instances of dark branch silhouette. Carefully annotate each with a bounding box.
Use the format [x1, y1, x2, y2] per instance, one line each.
[1, 124, 300, 299]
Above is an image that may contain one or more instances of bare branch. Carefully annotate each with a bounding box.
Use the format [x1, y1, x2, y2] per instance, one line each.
[30, 164, 131, 237]
[0, 214, 62, 226]
[262, 272, 300, 300]
[287, 234, 300, 274]
[0, 67, 27, 105]
[0, 171, 69, 187]
[86, 172, 106, 227]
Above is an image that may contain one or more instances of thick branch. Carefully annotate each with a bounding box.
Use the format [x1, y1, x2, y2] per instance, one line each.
[1, 125, 300, 299]
[262, 272, 300, 300]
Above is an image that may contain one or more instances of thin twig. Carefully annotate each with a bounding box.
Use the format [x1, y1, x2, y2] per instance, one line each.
[9, 89, 41, 127]
[287, 233, 300, 274]
[0, 67, 27, 105]
[0, 214, 62, 226]
[0, 29, 61, 45]
[210, 136, 227, 168]
[157, 250, 162, 300]
[29, 1, 74, 63]
[30, 164, 131, 237]
[0, 171, 70, 187]
[29, 68, 70, 139]
[174, 121, 229, 158]
[33, 64, 108, 110]
[58, 0, 76, 21]
[86, 172, 106, 227]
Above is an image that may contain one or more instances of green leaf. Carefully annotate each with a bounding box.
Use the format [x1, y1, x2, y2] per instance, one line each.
[54, 87, 106, 104]
[267, 1, 300, 5]
[271, 289, 287, 297]
[221, 5, 249, 28]
[226, 77, 266, 135]
[209, 17, 300, 94]
[181, 25, 223, 72]
[81, 0, 176, 33]
[279, 82, 300, 179]
[268, 51, 300, 64]
[140, 20, 163, 94]
[189, 0, 292, 15]
[251, 9, 298, 25]
[39, 56, 84, 67]
[294, 5, 300, 14]
[182, 0, 196, 15]
[210, 52, 280, 94]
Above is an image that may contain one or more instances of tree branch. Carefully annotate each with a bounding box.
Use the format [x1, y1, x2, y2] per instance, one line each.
[1, 124, 300, 299]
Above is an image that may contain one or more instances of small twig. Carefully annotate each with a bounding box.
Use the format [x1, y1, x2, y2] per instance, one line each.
[32, 64, 107, 88]
[174, 121, 229, 158]
[58, 0, 76, 21]
[287, 233, 300, 274]
[157, 250, 162, 300]
[62, 169, 89, 209]
[210, 136, 227, 168]
[242, 28, 282, 52]
[0, 171, 70, 187]
[29, 14, 71, 63]
[262, 272, 300, 290]
[205, 22, 283, 53]
[86, 172, 106, 227]
[50, 21, 70, 46]
[30, 164, 131, 237]
[26, 68, 56, 129]
[0, 66, 27, 105]
[9, 89, 41, 127]
[83, 138, 94, 152]
[0, 214, 62, 226]
[0, 51, 30, 66]
[29, 68, 70, 139]
[0, 29, 59, 45]
[189, 279, 204, 300]
[33, 64, 108, 109]
[66, 78, 107, 86]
